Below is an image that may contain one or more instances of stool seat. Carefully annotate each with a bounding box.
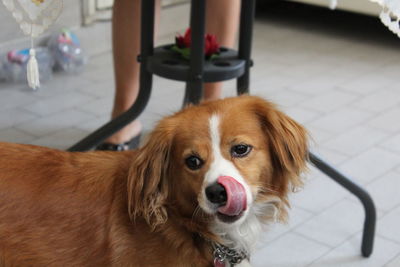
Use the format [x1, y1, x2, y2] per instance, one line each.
[147, 45, 246, 82]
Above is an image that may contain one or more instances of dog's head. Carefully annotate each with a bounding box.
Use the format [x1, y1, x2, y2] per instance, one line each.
[127, 96, 308, 235]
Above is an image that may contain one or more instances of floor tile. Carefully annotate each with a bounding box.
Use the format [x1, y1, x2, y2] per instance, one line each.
[265, 89, 309, 109]
[282, 60, 335, 81]
[150, 77, 186, 99]
[310, 147, 349, 166]
[76, 79, 114, 98]
[258, 206, 314, 244]
[299, 91, 359, 113]
[307, 107, 374, 135]
[81, 64, 114, 84]
[0, 128, 37, 144]
[368, 107, 400, 133]
[288, 75, 341, 96]
[365, 172, 400, 212]
[0, 108, 39, 130]
[75, 116, 110, 132]
[32, 75, 95, 98]
[251, 71, 300, 92]
[385, 253, 400, 267]
[378, 206, 400, 244]
[30, 127, 90, 150]
[329, 58, 380, 80]
[378, 60, 400, 80]
[139, 95, 183, 130]
[323, 126, 389, 156]
[353, 89, 400, 112]
[310, 234, 400, 267]
[380, 133, 400, 154]
[0, 89, 38, 111]
[15, 109, 97, 137]
[340, 72, 398, 96]
[306, 125, 336, 145]
[284, 106, 322, 125]
[252, 232, 331, 267]
[76, 97, 113, 117]
[22, 91, 96, 116]
[294, 199, 365, 247]
[290, 166, 350, 214]
[338, 148, 400, 184]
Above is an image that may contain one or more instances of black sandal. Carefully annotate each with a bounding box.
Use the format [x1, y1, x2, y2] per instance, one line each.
[95, 133, 141, 151]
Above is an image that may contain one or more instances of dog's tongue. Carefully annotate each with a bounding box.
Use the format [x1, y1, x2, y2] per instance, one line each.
[217, 176, 247, 216]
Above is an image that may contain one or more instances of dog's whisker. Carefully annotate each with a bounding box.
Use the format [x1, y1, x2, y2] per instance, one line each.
[191, 205, 201, 222]
[257, 185, 279, 195]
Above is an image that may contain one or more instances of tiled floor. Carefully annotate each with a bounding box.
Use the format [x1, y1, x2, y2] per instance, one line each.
[1, 2, 400, 266]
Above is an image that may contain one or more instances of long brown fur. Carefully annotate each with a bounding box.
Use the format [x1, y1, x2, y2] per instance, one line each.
[0, 96, 308, 266]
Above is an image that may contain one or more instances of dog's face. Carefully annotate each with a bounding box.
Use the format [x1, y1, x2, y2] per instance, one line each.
[169, 106, 274, 226]
[128, 96, 308, 231]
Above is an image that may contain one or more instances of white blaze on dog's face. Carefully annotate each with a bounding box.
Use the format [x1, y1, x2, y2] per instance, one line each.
[200, 114, 257, 225]
[196, 104, 290, 228]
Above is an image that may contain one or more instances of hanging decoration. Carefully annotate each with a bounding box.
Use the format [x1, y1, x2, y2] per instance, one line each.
[372, 0, 400, 37]
[332, 0, 400, 37]
[2, 0, 63, 89]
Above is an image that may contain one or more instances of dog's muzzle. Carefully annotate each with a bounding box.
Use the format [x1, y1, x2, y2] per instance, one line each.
[205, 176, 247, 223]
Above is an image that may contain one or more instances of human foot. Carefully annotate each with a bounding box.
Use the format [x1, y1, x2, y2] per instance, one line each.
[96, 120, 142, 151]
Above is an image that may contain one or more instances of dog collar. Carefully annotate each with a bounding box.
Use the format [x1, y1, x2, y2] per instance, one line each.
[212, 242, 249, 267]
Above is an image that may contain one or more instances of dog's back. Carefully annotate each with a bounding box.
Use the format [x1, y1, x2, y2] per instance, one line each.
[0, 143, 134, 266]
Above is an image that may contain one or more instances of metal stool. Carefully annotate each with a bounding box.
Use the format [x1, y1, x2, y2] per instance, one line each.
[68, 0, 375, 258]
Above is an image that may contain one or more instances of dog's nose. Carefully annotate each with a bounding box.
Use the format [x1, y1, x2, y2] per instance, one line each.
[205, 183, 227, 206]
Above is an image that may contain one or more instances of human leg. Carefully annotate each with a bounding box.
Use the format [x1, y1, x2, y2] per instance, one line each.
[203, 0, 241, 101]
[105, 0, 160, 145]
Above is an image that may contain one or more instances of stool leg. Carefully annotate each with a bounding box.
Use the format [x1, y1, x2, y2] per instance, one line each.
[309, 152, 376, 257]
[68, 0, 156, 152]
[237, 0, 256, 95]
[183, 82, 202, 107]
[183, 0, 206, 106]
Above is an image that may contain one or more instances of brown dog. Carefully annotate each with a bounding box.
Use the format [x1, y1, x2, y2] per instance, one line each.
[0, 96, 308, 266]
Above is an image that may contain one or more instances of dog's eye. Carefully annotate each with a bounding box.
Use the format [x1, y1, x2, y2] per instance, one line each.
[231, 144, 252, 158]
[185, 155, 204, 170]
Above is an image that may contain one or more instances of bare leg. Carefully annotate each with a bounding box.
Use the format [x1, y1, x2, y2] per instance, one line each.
[204, 0, 240, 101]
[106, 0, 160, 144]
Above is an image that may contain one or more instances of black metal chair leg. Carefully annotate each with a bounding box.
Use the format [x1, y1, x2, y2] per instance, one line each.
[237, 0, 256, 95]
[183, 82, 202, 107]
[68, 0, 156, 152]
[309, 152, 376, 257]
[182, 0, 207, 107]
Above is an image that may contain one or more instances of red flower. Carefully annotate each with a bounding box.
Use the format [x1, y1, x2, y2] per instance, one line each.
[176, 28, 191, 48]
[174, 28, 220, 59]
[204, 34, 220, 58]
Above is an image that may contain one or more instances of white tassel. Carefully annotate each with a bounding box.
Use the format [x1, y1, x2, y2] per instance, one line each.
[27, 48, 40, 90]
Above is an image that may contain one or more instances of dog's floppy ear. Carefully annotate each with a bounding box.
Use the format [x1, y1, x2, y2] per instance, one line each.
[127, 118, 176, 229]
[253, 97, 308, 196]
